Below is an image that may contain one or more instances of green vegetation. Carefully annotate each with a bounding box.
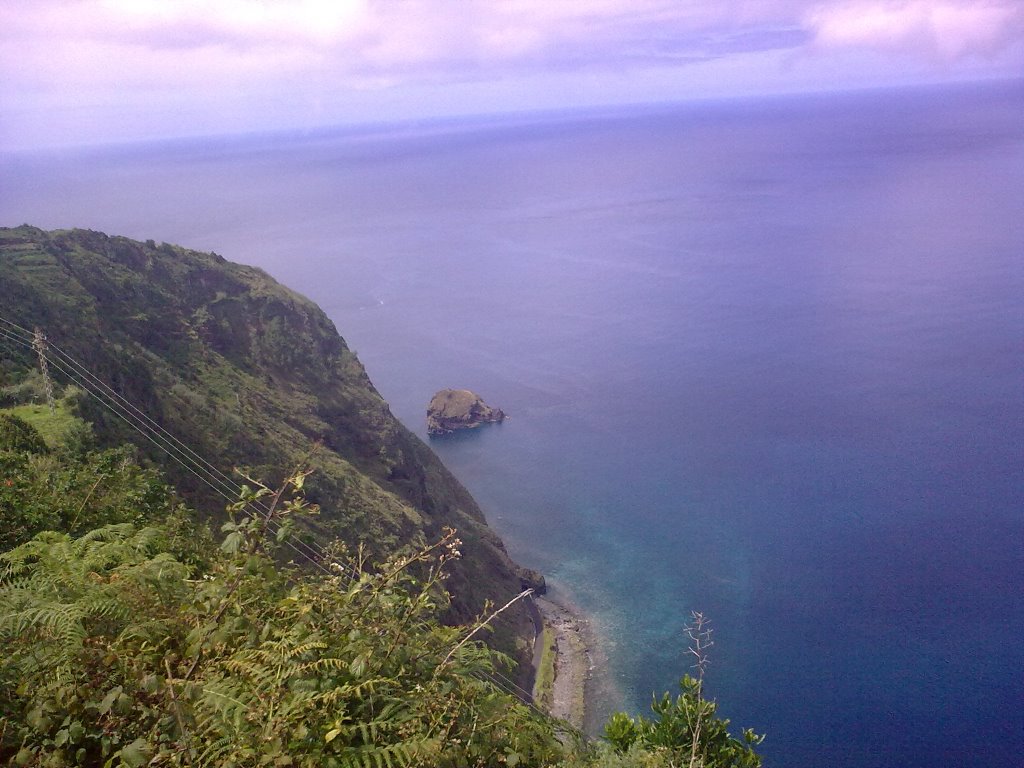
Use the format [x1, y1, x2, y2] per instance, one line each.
[0, 225, 542, 676]
[0, 412, 50, 454]
[600, 678, 764, 768]
[0, 458, 562, 766]
[5, 402, 80, 447]
[0, 226, 764, 766]
[0, 406, 171, 553]
[532, 626, 557, 711]
[601, 614, 763, 768]
[0, 419, 762, 767]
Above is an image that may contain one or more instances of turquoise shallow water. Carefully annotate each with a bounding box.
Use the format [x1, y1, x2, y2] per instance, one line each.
[3, 81, 1023, 767]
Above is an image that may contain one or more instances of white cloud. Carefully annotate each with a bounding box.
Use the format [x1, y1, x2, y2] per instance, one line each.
[95, 0, 371, 47]
[806, 1, 1024, 60]
[2, 0, 1023, 148]
[7, 0, 1019, 82]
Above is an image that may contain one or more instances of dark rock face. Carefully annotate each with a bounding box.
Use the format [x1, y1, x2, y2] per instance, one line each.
[427, 389, 505, 436]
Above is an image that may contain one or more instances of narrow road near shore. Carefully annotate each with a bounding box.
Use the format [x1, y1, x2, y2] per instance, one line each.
[535, 597, 589, 729]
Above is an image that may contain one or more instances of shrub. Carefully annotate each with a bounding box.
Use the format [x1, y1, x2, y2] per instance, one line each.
[0, 413, 48, 454]
[0, 473, 564, 767]
[602, 614, 763, 768]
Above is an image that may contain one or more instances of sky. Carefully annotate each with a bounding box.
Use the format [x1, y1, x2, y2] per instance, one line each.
[2, 0, 1023, 150]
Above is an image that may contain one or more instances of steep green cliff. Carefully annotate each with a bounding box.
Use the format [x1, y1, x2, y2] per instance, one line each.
[0, 225, 542, 659]
[0, 225, 765, 768]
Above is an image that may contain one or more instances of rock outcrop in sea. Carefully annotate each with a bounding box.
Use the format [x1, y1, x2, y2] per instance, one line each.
[427, 389, 505, 436]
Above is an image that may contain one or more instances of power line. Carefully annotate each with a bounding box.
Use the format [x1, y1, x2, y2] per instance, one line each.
[2, 323, 400, 590]
[0, 323, 324, 570]
[1, 316, 337, 572]
[6, 326, 575, 733]
[0, 318, 578, 734]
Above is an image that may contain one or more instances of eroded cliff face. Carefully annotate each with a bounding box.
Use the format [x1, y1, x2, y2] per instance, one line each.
[427, 389, 506, 436]
[0, 225, 541, 671]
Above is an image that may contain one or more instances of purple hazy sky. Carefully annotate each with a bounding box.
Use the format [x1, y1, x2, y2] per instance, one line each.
[2, 0, 1022, 150]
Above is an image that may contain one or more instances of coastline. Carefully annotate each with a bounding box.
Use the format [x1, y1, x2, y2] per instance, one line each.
[531, 594, 593, 731]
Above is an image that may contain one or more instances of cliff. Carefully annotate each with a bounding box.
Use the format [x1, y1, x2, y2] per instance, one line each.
[0, 225, 541, 666]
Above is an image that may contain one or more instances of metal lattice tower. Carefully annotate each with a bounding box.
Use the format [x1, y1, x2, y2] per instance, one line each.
[32, 327, 56, 414]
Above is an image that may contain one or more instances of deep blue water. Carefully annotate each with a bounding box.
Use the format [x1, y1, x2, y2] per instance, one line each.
[2, 81, 1023, 767]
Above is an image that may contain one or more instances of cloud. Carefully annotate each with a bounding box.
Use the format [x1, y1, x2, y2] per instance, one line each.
[2, 0, 1023, 148]
[805, 1, 1024, 60]
[2, 0, 812, 77]
[8, 0, 1018, 92]
[5, 0, 1023, 75]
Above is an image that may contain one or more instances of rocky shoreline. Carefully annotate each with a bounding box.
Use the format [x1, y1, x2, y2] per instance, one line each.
[532, 595, 592, 730]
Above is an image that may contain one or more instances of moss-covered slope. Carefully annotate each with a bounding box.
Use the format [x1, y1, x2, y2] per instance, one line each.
[0, 225, 541, 659]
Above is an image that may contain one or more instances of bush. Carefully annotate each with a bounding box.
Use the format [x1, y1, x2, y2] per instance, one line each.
[0, 442, 173, 552]
[0, 413, 48, 454]
[0, 473, 564, 767]
[602, 614, 763, 768]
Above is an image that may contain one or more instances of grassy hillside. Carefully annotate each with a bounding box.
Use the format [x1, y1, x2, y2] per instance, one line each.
[0, 225, 542, 666]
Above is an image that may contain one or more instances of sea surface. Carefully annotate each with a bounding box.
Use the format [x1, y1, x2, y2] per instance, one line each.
[3, 81, 1022, 767]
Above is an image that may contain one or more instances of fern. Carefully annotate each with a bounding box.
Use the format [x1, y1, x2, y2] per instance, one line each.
[334, 738, 438, 768]
[1, 479, 569, 767]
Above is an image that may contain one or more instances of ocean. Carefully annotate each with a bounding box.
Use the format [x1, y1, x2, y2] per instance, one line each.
[2, 80, 1022, 767]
